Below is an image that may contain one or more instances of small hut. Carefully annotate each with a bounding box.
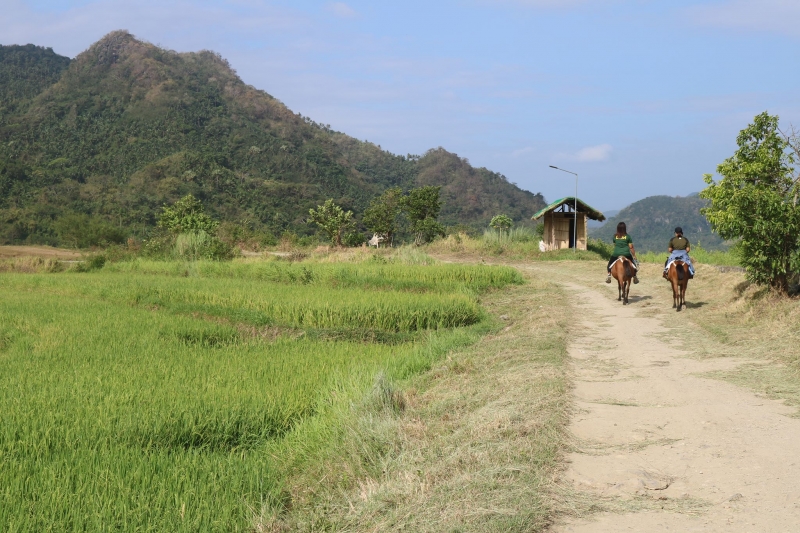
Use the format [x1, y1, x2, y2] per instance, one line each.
[531, 197, 605, 251]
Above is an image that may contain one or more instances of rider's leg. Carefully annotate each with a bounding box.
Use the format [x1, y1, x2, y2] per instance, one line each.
[606, 256, 616, 283]
[630, 255, 640, 284]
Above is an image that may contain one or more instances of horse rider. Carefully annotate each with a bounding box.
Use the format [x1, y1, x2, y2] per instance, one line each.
[606, 221, 639, 284]
[663, 226, 694, 279]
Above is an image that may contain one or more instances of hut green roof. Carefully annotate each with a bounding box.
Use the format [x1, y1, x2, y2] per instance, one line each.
[531, 197, 605, 221]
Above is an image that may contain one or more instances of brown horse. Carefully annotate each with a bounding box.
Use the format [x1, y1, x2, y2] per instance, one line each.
[610, 257, 635, 304]
[667, 260, 689, 311]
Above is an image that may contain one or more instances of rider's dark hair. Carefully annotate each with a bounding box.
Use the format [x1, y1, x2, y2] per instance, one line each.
[616, 222, 627, 237]
[674, 226, 683, 236]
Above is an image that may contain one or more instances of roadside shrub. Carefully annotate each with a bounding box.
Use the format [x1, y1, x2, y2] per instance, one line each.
[72, 254, 107, 272]
[142, 229, 175, 258]
[343, 232, 366, 247]
[587, 238, 612, 259]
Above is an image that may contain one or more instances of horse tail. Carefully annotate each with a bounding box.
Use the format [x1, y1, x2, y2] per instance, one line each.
[677, 263, 685, 281]
[624, 261, 632, 278]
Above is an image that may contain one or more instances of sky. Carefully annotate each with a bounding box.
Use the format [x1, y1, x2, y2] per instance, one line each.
[3, 0, 800, 212]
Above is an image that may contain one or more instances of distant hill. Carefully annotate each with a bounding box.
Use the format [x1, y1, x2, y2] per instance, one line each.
[0, 31, 545, 246]
[588, 209, 618, 229]
[589, 195, 727, 252]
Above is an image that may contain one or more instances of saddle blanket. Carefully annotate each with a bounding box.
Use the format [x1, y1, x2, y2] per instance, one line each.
[665, 251, 695, 276]
[611, 257, 638, 272]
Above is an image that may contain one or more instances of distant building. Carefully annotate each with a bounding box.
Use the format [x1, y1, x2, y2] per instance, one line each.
[531, 197, 605, 251]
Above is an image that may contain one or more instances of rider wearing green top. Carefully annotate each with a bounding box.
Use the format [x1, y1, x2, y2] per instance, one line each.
[606, 221, 639, 284]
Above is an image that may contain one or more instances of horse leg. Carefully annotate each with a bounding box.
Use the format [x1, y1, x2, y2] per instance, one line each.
[681, 281, 687, 310]
[617, 278, 622, 301]
[667, 266, 678, 309]
[673, 279, 679, 311]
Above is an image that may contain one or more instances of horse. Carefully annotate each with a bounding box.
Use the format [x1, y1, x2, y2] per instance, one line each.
[610, 257, 635, 305]
[667, 259, 689, 311]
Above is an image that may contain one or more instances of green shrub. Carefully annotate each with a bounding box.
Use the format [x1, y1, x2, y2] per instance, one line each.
[343, 231, 366, 247]
[587, 237, 612, 259]
[72, 254, 107, 272]
[53, 213, 126, 248]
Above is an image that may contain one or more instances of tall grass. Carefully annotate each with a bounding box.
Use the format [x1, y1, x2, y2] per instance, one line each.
[0, 291, 484, 530]
[481, 226, 538, 245]
[174, 230, 211, 260]
[638, 246, 740, 267]
[102, 259, 525, 294]
[429, 233, 607, 261]
[0, 261, 512, 531]
[2, 274, 483, 332]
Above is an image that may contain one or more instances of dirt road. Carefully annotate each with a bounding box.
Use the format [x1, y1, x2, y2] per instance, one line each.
[533, 263, 800, 532]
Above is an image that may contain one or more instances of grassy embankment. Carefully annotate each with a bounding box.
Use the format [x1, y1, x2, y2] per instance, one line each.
[0, 249, 573, 532]
[655, 264, 800, 411]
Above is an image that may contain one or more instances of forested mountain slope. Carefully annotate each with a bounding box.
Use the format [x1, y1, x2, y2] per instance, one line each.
[0, 31, 545, 245]
[589, 195, 728, 252]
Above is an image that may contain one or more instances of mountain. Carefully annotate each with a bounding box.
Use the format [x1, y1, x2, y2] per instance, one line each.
[0, 31, 546, 246]
[587, 209, 618, 229]
[589, 195, 727, 252]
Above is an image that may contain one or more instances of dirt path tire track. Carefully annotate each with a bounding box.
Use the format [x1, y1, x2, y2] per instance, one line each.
[529, 264, 800, 532]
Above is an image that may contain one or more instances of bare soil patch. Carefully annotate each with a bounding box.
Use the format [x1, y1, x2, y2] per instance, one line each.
[0, 245, 81, 259]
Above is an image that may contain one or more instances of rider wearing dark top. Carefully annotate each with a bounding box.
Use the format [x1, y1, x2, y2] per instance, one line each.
[663, 227, 694, 279]
[605, 221, 639, 284]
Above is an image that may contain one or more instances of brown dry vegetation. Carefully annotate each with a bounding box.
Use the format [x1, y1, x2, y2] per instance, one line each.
[268, 270, 573, 532]
[0, 245, 81, 259]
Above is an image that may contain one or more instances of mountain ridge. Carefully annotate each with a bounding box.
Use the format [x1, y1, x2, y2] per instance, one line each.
[0, 31, 546, 246]
[589, 195, 727, 252]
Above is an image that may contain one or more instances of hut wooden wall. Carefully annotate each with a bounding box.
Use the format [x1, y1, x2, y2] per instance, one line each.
[542, 212, 588, 250]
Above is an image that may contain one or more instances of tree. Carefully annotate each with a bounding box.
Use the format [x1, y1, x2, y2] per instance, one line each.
[157, 194, 218, 234]
[401, 186, 445, 245]
[363, 187, 402, 245]
[308, 199, 353, 247]
[700, 112, 800, 293]
[489, 214, 513, 235]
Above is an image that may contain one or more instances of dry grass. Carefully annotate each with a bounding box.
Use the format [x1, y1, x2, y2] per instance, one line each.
[0, 245, 81, 259]
[268, 271, 573, 532]
[0, 255, 67, 273]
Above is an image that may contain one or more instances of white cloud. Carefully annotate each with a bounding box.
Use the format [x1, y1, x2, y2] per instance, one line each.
[326, 2, 358, 18]
[576, 143, 613, 161]
[686, 0, 800, 37]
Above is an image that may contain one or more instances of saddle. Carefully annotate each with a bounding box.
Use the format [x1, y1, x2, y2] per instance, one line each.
[611, 256, 637, 272]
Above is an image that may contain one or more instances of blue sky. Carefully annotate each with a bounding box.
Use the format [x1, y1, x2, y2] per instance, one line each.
[4, 0, 800, 211]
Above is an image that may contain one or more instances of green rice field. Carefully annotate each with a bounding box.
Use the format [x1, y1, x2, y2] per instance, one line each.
[0, 260, 522, 531]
